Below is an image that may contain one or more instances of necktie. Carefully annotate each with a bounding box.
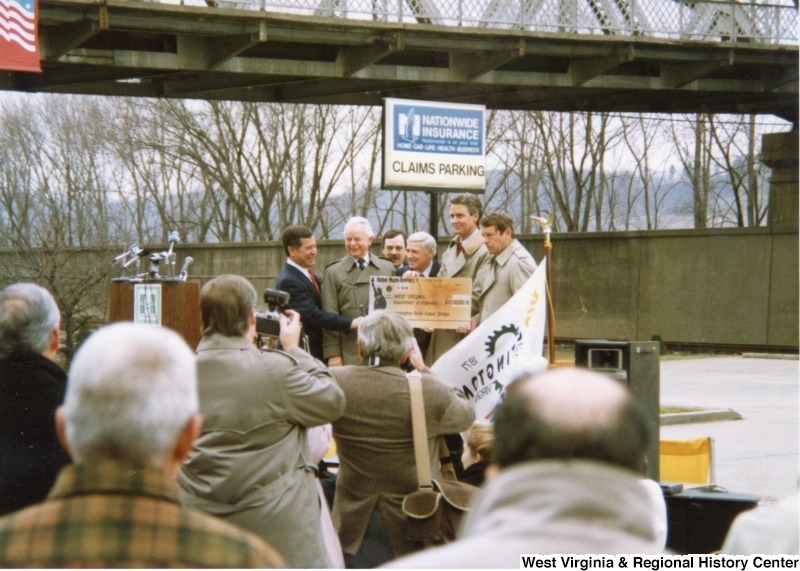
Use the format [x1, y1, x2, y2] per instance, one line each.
[456, 242, 463, 257]
[308, 270, 320, 294]
[358, 258, 366, 270]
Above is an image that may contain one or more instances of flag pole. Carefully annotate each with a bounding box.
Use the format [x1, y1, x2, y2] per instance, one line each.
[532, 214, 556, 366]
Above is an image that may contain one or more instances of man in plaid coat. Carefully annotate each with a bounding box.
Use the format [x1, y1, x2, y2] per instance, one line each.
[0, 323, 283, 568]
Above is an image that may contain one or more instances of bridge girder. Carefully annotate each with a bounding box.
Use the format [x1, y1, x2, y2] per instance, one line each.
[1, 0, 795, 122]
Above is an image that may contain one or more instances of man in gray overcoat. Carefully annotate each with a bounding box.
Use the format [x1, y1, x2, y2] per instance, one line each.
[177, 274, 346, 568]
[475, 211, 537, 325]
[321, 216, 395, 366]
[426, 194, 492, 365]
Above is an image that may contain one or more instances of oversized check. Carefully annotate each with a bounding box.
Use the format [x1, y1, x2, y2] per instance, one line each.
[368, 276, 472, 329]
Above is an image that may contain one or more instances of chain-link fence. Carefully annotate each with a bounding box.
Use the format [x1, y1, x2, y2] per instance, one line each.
[177, 0, 797, 44]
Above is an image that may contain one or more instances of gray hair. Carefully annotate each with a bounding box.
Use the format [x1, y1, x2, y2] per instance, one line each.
[0, 283, 60, 359]
[358, 310, 413, 363]
[407, 231, 437, 255]
[344, 216, 375, 238]
[63, 323, 199, 468]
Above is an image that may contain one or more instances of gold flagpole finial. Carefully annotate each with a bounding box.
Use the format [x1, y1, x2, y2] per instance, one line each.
[531, 213, 554, 247]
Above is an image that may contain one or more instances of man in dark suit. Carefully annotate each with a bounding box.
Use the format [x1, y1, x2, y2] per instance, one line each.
[399, 231, 440, 279]
[0, 283, 70, 517]
[398, 231, 440, 358]
[276, 225, 361, 362]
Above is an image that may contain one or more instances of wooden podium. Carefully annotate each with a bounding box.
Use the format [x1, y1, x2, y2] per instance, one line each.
[109, 280, 202, 350]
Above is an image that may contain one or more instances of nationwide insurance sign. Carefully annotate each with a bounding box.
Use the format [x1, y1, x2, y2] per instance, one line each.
[382, 98, 486, 192]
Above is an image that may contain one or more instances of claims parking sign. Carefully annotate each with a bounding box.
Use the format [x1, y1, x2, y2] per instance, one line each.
[382, 98, 486, 192]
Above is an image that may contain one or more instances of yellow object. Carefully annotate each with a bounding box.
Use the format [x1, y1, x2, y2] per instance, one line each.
[659, 437, 715, 484]
[324, 438, 337, 460]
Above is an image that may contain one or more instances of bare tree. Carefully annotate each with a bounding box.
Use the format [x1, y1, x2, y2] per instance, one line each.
[109, 98, 208, 244]
[618, 113, 682, 230]
[708, 114, 768, 227]
[313, 105, 383, 234]
[1, 94, 790, 253]
[672, 114, 716, 229]
[130, 101, 386, 241]
[532, 111, 621, 232]
[482, 110, 541, 233]
[0, 95, 117, 361]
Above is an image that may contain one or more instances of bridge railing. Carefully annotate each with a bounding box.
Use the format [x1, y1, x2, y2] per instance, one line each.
[177, 0, 798, 44]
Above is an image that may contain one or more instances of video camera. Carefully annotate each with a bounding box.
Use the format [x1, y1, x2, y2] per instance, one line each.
[254, 288, 311, 353]
[255, 288, 291, 341]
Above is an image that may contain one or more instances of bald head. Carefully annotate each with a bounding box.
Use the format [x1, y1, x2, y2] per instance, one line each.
[522, 368, 630, 431]
[493, 368, 651, 474]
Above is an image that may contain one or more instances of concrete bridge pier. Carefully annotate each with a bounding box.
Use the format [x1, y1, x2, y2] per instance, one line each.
[761, 130, 799, 230]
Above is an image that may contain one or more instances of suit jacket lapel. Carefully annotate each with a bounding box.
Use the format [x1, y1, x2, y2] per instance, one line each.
[480, 259, 497, 296]
[287, 264, 320, 303]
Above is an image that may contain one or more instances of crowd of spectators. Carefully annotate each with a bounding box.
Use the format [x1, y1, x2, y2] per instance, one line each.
[1, 196, 795, 567]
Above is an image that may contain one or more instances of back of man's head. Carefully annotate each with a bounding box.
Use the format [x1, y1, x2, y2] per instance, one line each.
[493, 368, 650, 474]
[358, 310, 413, 364]
[62, 323, 199, 468]
[0, 282, 60, 359]
[200, 274, 256, 338]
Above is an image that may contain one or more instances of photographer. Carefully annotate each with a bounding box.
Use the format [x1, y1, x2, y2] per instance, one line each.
[177, 274, 346, 568]
[329, 311, 474, 566]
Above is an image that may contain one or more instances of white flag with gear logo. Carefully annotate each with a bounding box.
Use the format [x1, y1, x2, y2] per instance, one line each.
[430, 258, 549, 422]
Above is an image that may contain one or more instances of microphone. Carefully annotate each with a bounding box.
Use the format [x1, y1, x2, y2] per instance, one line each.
[179, 256, 193, 281]
[166, 231, 180, 259]
[122, 246, 148, 269]
[113, 243, 138, 265]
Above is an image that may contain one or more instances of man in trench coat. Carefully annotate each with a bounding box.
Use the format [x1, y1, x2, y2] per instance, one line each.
[322, 216, 395, 366]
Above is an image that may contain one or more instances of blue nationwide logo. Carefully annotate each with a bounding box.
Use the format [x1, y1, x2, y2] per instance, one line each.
[398, 108, 419, 143]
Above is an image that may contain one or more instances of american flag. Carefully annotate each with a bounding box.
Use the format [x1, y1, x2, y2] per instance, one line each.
[0, 0, 41, 72]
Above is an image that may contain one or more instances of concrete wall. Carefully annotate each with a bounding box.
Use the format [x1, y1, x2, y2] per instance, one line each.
[514, 228, 797, 348]
[170, 227, 797, 349]
[762, 131, 799, 231]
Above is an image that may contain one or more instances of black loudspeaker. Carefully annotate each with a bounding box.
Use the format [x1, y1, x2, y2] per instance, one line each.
[665, 488, 759, 553]
[575, 340, 660, 480]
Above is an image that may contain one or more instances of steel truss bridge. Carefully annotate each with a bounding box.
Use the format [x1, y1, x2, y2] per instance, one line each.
[2, 0, 797, 121]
